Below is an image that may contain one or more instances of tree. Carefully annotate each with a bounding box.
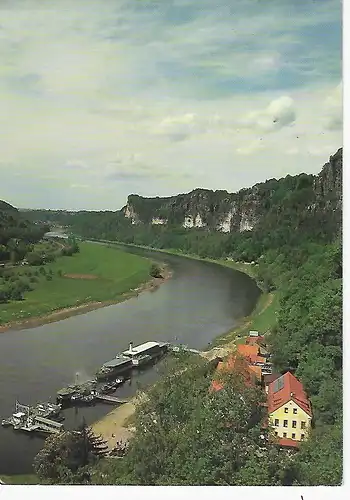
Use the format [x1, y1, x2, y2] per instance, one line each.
[0, 244, 8, 261]
[150, 263, 162, 278]
[33, 420, 108, 484]
[292, 423, 342, 485]
[104, 357, 268, 485]
[26, 251, 43, 266]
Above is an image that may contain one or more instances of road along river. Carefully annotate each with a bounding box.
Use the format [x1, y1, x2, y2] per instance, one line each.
[0, 245, 260, 474]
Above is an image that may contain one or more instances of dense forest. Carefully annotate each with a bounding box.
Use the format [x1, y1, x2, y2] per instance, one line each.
[27, 148, 342, 485]
[0, 200, 48, 263]
[0, 201, 80, 304]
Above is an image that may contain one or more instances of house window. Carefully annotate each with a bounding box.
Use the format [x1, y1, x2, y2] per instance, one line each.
[293, 408, 297, 414]
[283, 420, 288, 427]
[292, 420, 297, 428]
[301, 434, 305, 440]
[283, 432, 287, 438]
[284, 407, 288, 413]
[292, 433, 296, 439]
[274, 419, 279, 426]
[301, 421, 306, 429]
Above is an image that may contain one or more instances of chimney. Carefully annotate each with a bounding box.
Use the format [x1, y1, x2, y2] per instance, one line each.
[129, 341, 134, 352]
[290, 392, 294, 397]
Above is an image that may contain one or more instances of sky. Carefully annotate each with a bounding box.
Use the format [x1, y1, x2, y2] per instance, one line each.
[0, 0, 342, 210]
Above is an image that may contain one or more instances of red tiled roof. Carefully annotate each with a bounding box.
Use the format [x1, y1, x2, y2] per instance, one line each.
[263, 373, 281, 386]
[249, 354, 266, 364]
[211, 380, 224, 392]
[267, 371, 312, 417]
[278, 438, 300, 448]
[245, 336, 265, 345]
[237, 344, 259, 357]
[210, 354, 257, 392]
[249, 364, 262, 381]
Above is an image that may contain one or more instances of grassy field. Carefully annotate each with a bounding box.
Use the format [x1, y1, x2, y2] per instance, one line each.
[0, 474, 38, 484]
[0, 242, 153, 326]
[209, 291, 279, 347]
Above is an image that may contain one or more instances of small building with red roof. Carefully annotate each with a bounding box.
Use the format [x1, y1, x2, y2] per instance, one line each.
[267, 371, 312, 444]
[237, 344, 260, 358]
[210, 353, 258, 392]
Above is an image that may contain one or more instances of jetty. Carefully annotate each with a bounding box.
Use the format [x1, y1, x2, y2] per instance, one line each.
[167, 344, 202, 355]
[1, 401, 64, 435]
[33, 416, 63, 434]
[94, 394, 129, 404]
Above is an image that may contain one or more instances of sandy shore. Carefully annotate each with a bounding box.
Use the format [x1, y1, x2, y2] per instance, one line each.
[92, 401, 136, 450]
[0, 266, 172, 333]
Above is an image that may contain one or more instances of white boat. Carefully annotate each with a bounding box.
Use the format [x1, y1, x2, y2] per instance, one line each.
[1, 418, 13, 427]
[122, 341, 167, 367]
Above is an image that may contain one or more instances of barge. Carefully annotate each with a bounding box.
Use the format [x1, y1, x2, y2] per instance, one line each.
[56, 379, 97, 404]
[96, 356, 133, 381]
[100, 377, 124, 393]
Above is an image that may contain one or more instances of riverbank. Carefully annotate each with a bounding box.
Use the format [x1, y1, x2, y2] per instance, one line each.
[92, 399, 137, 451]
[0, 474, 38, 485]
[88, 240, 278, 443]
[0, 242, 172, 332]
[98, 240, 278, 347]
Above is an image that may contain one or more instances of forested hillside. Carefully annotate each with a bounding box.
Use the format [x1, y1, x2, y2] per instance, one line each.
[0, 200, 48, 262]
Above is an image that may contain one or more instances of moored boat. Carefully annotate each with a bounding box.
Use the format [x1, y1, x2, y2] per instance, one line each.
[122, 341, 168, 368]
[96, 356, 133, 381]
[99, 377, 124, 393]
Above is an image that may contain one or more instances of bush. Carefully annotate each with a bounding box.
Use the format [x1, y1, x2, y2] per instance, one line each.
[18, 279, 33, 293]
[26, 252, 44, 266]
[0, 287, 8, 303]
[150, 263, 162, 278]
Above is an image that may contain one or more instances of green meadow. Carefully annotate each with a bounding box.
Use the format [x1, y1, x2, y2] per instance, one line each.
[0, 242, 152, 326]
[0, 474, 38, 484]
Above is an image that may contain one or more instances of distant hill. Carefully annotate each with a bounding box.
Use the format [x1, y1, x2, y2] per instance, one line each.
[0, 200, 48, 261]
[0, 200, 18, 212]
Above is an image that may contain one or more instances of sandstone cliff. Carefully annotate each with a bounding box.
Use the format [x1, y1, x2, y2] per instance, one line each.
[121, 148, 342, 234]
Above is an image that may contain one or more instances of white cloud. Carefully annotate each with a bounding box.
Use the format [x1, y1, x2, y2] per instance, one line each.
[70, 183, 90, 189]
[322, 82, 342, 130]
[154, 113, 204, 141]
[307, 144, 338, 157]
[0, 0, 342, 210]
[236, 139, 265, 156]
[286, 147, 299, 155]
[241, 95, 296, 133]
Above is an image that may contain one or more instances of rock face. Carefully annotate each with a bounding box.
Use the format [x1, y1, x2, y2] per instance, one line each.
[121, 148, 342, 233]
[313, 148, 342, 211]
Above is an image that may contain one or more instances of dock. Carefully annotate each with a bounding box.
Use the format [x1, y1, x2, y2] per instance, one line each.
[33, 415, 63, 434]
[1, 401, 64, 435]
[167, 344, 202, 355]
[94, 394, 129, 404]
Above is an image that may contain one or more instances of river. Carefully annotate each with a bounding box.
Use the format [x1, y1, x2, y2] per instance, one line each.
[0, 245, 260, 475]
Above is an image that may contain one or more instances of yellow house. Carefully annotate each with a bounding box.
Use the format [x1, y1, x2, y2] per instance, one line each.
[267, 372, 312, 446]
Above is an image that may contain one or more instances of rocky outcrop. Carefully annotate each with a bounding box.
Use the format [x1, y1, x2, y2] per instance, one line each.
[121, 149, 342, 234]
[123, 203, 139, 225]
[313, 147, 342, 211]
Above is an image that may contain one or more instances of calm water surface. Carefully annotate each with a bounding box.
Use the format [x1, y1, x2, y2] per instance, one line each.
[0, 246, 260, 474]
